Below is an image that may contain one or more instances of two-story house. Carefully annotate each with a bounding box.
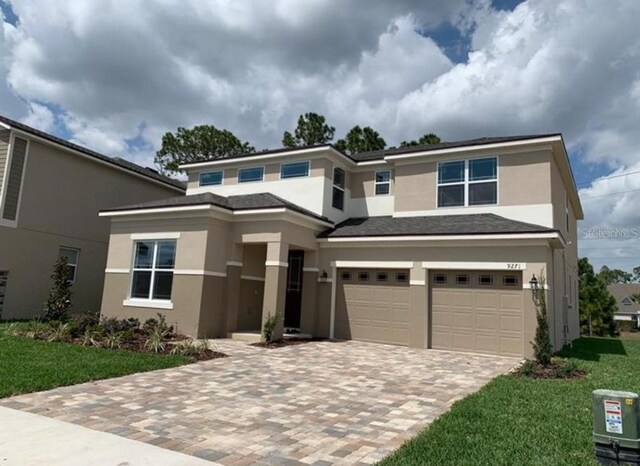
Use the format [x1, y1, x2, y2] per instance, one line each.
[0, 115, 184, 319]
[99, 134, 583, 358]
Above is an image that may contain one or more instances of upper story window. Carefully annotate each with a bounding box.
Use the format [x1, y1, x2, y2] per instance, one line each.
[58, 247, 80, 282]
[375, 170, 391, 195]
[437, 157, 497, 208]
[280, 161, 310, 179]
[199, 171, 223, 186]
[332, 166, 345, 210]
[131, 240, 176, 301]
[238, 166, 264, 183]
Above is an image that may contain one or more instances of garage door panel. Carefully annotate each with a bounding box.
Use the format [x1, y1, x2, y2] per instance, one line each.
[430, 270, 523, 357]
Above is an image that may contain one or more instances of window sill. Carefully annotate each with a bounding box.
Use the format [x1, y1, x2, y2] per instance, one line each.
[123, 299, 173, 310]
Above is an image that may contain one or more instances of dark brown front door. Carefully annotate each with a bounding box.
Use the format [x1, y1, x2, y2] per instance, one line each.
[284, 250, 304, 329]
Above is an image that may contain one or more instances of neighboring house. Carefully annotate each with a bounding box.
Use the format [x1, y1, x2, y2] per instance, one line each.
[609, 283, 640, 328]
[99, 133, 582, 358]
[0, 115, 184, 319]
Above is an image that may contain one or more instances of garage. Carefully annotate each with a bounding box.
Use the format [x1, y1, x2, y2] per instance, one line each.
[335, 268, 411, 346]
[429, 270, 524, 357]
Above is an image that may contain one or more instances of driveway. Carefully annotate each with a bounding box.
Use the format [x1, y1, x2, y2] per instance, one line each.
[1, 340, 519, 465]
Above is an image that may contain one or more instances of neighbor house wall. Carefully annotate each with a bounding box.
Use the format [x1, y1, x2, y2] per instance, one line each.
[0, 138, 180, 319]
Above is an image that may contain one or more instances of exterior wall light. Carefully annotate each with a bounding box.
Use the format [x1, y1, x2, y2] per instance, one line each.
[320, 271, 329, 283]
[529, 274, 541, 305]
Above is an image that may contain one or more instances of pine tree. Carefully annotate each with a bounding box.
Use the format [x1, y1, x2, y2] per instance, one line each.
[532, 273, 552, 365]
[43, 257, 73, 321]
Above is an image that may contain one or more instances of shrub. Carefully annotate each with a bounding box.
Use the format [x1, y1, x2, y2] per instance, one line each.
[517, 360, 537, 377]
[24, 320, 48, 339]
[553, 359, 580, 378]
[42, 257, 73, 321]
[170, 338, 211, 357]
[142, 314, 173, 336]
[531, 273, 552, 366]
[144, 325, 170, 353]
[262, 311, 282, 343]
[103, 331, 125, 349]
[69, 310, 100, 336]
[100, 317, 140, 334]
[47, 322, 71, 342]
[81, 327, 103, 347]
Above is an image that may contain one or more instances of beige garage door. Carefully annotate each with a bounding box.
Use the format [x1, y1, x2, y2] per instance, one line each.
[430, 270, 524, 357]
[335, 269, 410, 346]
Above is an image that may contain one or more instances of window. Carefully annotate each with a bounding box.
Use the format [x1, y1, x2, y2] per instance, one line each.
[131, 240, 176, 301]
[238, 166, 264, 183]
[376, 272, 388, 282]
[375, 170, 391, 195]
[437, 157, 497, 207]
[503, 275, 519, 287]
[456, 274, 470, 285]
[58, 247, 80, 282]
[478, 274, 494, 286]
[396, 272, 408, 283]
[340, 271, 351, 281]
[199, 171, 223, 186]
[358, 272, 369, 282]
[280, 161, 309, 179]
[621, 297, 633, 306]
[433, 273, 447, 284]
[332, 167, 346, 210]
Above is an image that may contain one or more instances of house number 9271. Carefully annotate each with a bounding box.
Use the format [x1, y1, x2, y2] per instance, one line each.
[506, 263, 523, 269]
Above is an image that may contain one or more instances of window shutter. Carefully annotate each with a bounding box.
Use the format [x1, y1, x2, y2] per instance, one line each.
[2, 137, 27, 221]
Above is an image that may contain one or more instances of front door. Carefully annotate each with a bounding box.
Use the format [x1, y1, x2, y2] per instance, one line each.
[284, 250, 304, 330]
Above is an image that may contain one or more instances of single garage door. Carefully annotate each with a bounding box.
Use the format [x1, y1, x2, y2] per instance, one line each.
[335, 269, 410, 346]
[430, 270, 524, 357]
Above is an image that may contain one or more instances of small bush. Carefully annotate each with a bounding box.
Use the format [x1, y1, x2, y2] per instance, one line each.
[24, 320, 48, 339]
[262, 311, 282, 343]
[144, 326, 169, 353]
[103, 331, 125, 349]
[517, 360, 537, 377]
[69, 310, 100, 336]
[100, 317, 140, 334]
[81, 327, 103, 347]
[47, 322, 71, 342]
[170, 338, 211, 357]
[3, 322, 21, 336]
[553, 359, 580, 378]
[142, 313, 173, 336]
[42, 257, 73, 322]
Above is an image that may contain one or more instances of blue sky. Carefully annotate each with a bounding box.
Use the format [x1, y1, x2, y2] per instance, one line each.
[1, 0, 639, 273]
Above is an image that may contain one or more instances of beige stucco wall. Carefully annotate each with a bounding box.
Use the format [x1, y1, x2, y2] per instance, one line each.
[0, 138, 180, 319]
[394, 148, 553, 212]
[350, 169, 394, 199]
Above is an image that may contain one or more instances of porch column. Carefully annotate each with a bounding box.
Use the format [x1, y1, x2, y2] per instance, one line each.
[300, 250, 319, 335]
[224, 243, 243, 333]
[261, 241, 288, 340]
[410, 265, 427, 348]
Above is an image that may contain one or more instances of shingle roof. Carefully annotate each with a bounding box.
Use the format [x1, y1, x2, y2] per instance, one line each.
[179, 134, 561, 166]
[608, 284, 640, 313]
[318, 214, 556, 238]
[101, 192, 332, 223]
[0, 114, 185, 191]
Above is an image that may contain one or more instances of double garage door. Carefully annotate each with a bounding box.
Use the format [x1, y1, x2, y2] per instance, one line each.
[335, 268, 524, 357]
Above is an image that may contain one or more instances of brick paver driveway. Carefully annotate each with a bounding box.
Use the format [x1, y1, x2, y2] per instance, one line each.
[2, 340, 519, 465]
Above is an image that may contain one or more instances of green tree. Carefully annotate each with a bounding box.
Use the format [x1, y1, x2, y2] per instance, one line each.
[400, 133, 441, 147]
[334, 126, 386, 154]
[579, 258, 618, 336]
[598, 265, 633, 285]
[632, 266, 640, 283]
[282, 113, 335, 147]
[43, 257, 73, 321]
[154, 125, 255, 175]
[531, 272, 552, 365]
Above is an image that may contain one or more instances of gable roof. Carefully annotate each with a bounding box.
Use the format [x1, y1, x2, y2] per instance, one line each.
[0, 114, 185, 191]
[608, 284, 640, 312]
[318, 214, 556, 238]
[180, 133, 561, 166]
[100, 192, 332, 224]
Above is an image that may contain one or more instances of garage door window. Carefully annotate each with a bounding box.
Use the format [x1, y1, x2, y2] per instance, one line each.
[478, 274, 494, 286]
[340, 271, 351, 281]
[396, 272, 408, 283]
[358, 272, 369, 282]
[456, 274, 470, 285]
[503, 275, 519, 286]
[376, 272, 388, 282]
[433, 273, 447, 284]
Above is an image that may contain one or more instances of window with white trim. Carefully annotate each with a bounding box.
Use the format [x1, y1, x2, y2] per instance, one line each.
[58, 247, 80, 282]
[130, 240, 176, 301]
[456, 274, 470, 285]
[238, 166, 264, 183]
[280, 161, 309, 179]
[375, 170, 391, 195]
[376, 271, 388, 282]
[503, 275, 519, 287]
[332, 167, 345, 210]
[199, 171, 223, 186]
[433, 273, 447, 284]
[396, 272, 408, 283]
[437, 157, 497, 207]
[478, 274, 494, 286]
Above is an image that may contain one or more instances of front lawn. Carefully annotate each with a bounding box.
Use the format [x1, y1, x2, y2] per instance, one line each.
[0, 330, 190, 398]
[381, 338, 640, 466]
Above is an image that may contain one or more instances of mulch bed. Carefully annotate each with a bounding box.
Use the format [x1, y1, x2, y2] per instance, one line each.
[515, 360, 587, 380]
[251, 337, 325, 349]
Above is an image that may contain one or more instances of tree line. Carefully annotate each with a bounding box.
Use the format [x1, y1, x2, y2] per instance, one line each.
[154, 112, 440, 175]
[579, 259, 640, 336]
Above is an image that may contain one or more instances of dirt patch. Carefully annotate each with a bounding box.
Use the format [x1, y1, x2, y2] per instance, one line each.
[251, 337, 325, 349]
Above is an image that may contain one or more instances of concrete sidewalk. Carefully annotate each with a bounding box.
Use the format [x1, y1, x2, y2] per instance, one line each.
[0, 406, 215, 465]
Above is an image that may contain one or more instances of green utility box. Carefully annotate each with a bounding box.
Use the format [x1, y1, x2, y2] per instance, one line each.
[593, 390, 640, 465]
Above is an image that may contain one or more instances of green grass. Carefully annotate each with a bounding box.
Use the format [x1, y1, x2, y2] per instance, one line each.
[0, 325, 190, 398]
[380, 338, 640, 466]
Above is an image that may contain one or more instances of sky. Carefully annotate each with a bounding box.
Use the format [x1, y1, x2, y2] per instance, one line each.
[1, 0, 639, 274]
